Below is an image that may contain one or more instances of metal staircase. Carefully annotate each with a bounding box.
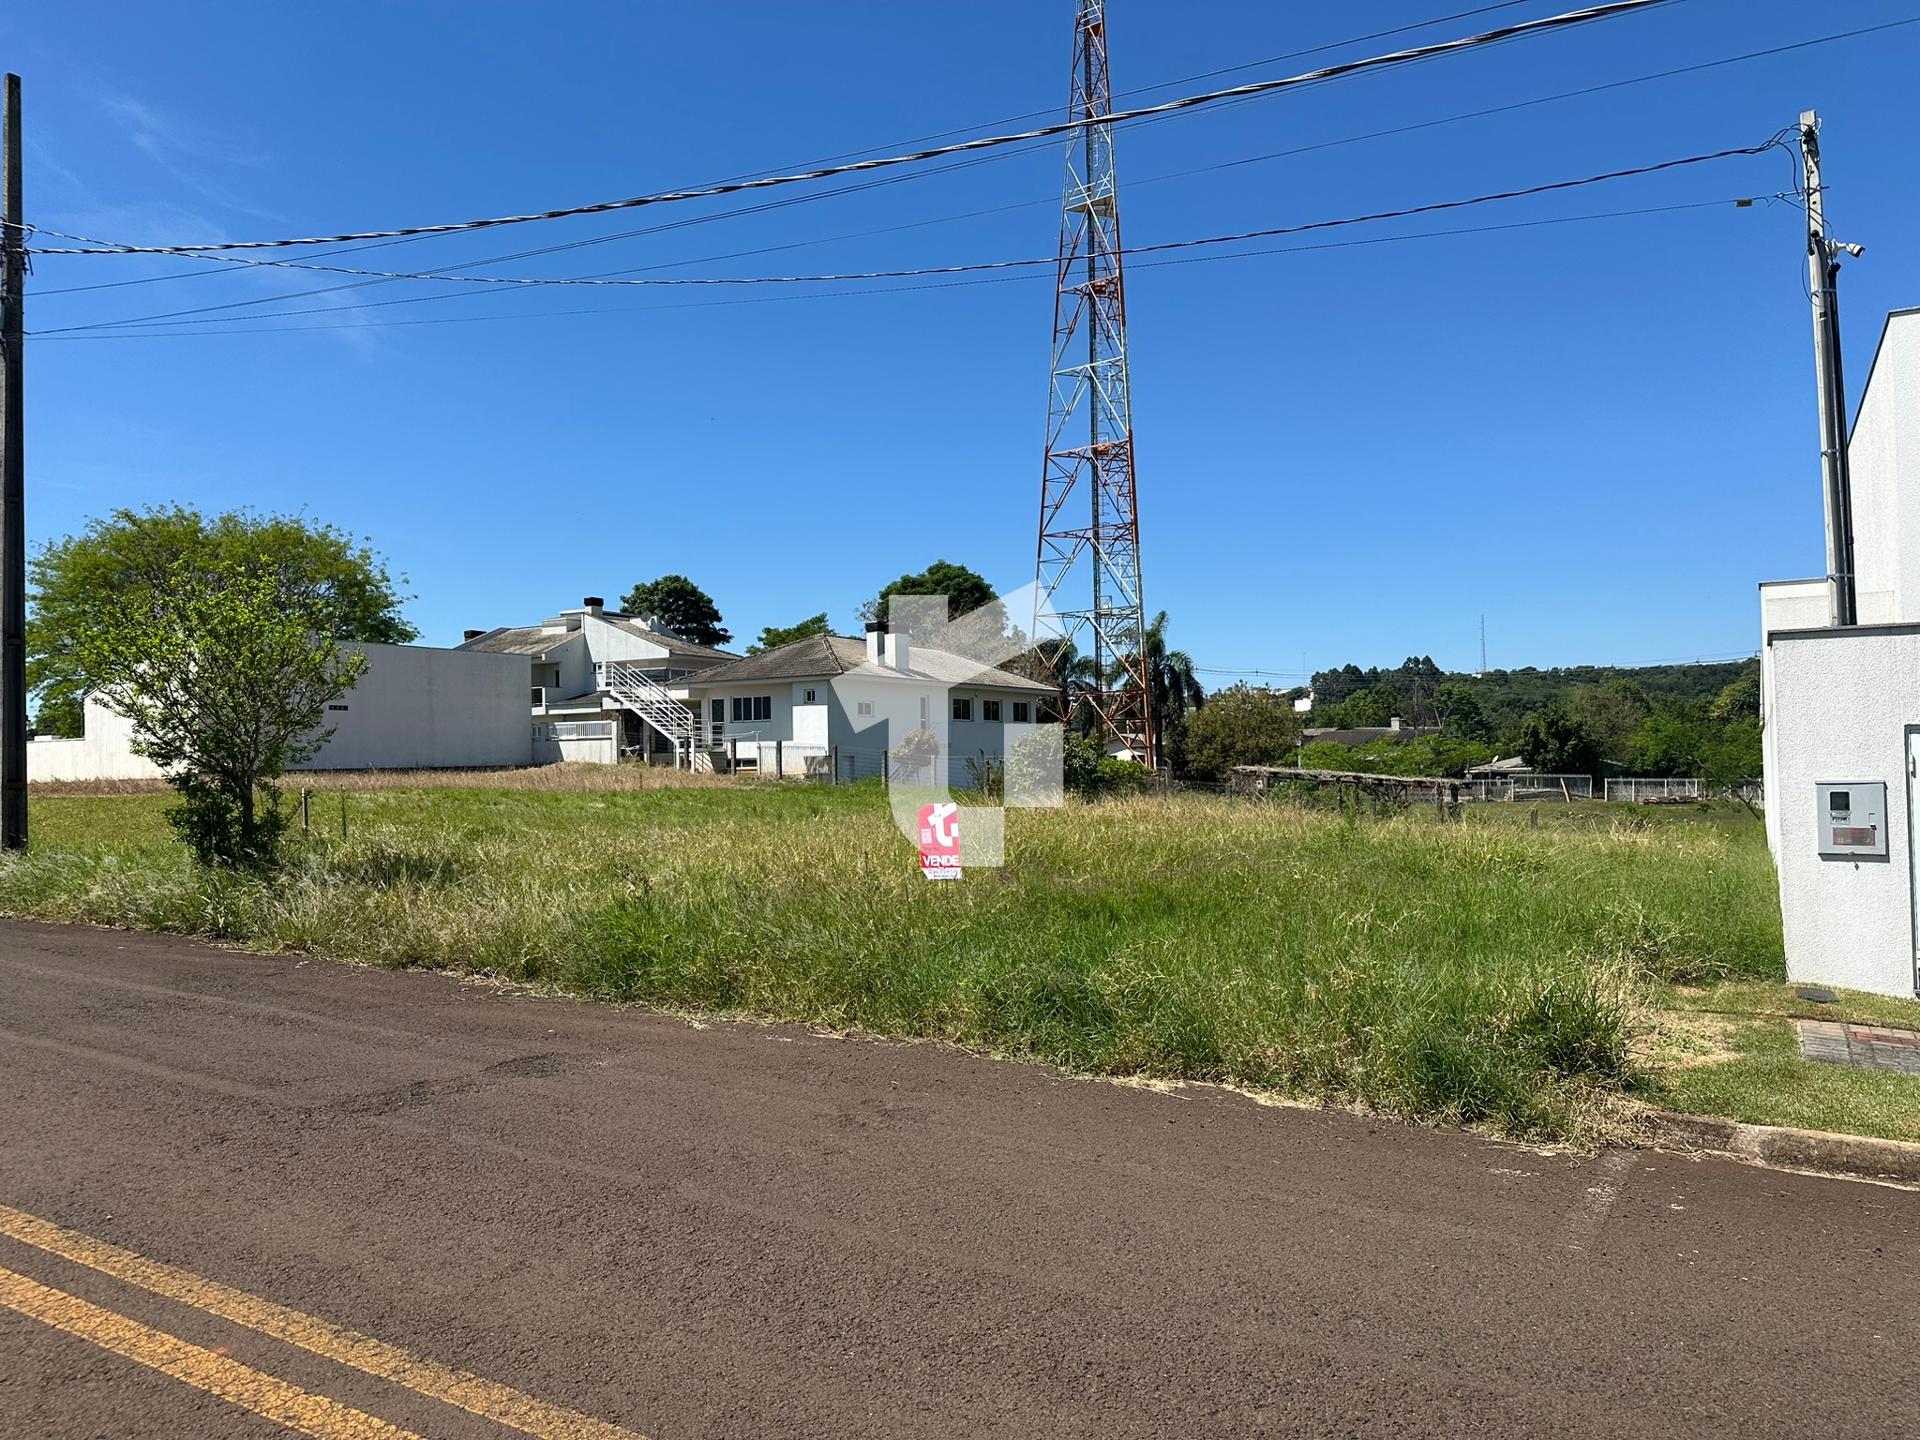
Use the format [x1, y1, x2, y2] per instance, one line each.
[601, 663, 703, 769]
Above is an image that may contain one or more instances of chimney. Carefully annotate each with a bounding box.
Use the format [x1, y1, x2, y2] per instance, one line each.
[581, 596, 604, 617]
[865, 620, 886, 665]
[462, 629, 484, 642]
[883, 628, 910, 673]
[1389, 716, 1403, 732]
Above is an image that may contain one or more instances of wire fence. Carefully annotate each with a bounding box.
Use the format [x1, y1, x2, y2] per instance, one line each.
[1459, 774, 1594, 802]
[1604, 777, 1702, 803]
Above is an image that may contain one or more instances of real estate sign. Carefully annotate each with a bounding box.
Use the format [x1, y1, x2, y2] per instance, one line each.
[917, 802, 962, 881]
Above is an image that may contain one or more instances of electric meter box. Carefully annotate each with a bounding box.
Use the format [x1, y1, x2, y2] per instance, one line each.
[1816, 781, 1889, 860]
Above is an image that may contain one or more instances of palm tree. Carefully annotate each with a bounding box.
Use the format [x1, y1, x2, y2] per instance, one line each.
[1142, 611, 1202, 764]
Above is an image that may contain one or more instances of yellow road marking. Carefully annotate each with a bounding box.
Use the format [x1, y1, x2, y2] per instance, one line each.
[0, 1203, 647, 1440]
[0, 1264, 425, 1440]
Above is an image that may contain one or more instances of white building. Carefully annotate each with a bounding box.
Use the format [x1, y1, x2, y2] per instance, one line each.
[1760, 306, 1920, 998]
[456, 597, 739, 765]
[677, 623, 1059, 780]
[29, 641, 534, 782]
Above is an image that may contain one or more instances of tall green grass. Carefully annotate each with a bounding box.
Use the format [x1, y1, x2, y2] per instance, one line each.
[2, 786, 1784, 1139]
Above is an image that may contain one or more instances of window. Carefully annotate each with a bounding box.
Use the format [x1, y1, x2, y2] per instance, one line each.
[731, 695, 773, 723]
[951, 697, 972, 722]
[1013, 701, 1031, 723]
[327, 704, 350, 713]
[857, 700, 874, 718]
[803, 688, 817, 705]
[919, 696, 930, 723]
[983, 699, 1001, 722]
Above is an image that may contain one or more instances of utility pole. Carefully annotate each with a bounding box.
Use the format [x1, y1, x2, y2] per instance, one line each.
[1, 74, 25, 850]
[1800, 110, 1862, 629]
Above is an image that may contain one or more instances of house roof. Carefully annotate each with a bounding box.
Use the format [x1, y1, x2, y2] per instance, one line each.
[599, 615, 738, 662]
[1304, 725, 1440, 746]
[688, 634, 1055, 693]
[459, 626, 580, 658]
[457, 615, 738, 664]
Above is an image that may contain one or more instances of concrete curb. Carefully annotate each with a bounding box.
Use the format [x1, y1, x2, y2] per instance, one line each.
[1643, 1110, 1920, 1184]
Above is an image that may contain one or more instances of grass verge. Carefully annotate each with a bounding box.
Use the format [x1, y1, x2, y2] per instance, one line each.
[4, 784, 1790, 1142]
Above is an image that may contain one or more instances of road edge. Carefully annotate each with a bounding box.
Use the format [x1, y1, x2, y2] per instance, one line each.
[1643, 1108, 1920, 1183]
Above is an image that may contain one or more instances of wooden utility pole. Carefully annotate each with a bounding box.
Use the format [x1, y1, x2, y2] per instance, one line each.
[1, 74, 26, 850]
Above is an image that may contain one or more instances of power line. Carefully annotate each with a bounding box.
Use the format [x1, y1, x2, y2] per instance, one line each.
[11, 0, 1679, 257]
[24, 195, 1782, 341]
[27, 12, 1899, 339]
[23, 138, 1785, 327]
[20, 1, 1551, 301]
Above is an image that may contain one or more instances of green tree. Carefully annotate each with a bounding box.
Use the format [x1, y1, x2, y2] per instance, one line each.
[866, 560, 1000, 639]
[76, 561, 366, 868]
[1709, 672, 1761, 722]
[1184, 684, 1303, 781]
[1518, 704, 1602, 776]
[1143, 610, 1203, 774]
[748, 612, 830, 655]
[1433, 683, 1486, 740]
[1325, 686, 1399, 729]
[30, 507, 412, 737]
[620, 575, 732, 647]
[1569, 681, 1652, 766]
[1626, 709, 1710, 777]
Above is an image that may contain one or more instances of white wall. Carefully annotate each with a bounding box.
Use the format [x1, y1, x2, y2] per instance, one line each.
[304, 643, 533, 770]
[1766, 625, 1920, 997]
[29, 642, 534, 782]
[1847, 310, 1920, 622]
[28, 699, 164, 782]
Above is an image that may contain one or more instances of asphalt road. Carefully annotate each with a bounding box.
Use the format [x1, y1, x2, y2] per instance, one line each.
[1, 919, 1916, 1439]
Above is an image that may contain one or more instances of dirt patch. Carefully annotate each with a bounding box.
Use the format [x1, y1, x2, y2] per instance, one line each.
[1639, 1009, 1746, 1071]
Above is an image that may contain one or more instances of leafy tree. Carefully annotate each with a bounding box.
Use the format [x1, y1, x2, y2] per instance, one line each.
[620, 574, 732, 647]
[1320, 685, 1399, 730]
[1626, 709, 1710, 777]
[1518, 703, 1602, 777]
[29, 506, 412, 738]
[77, 561, 366, 868]
[866, 560, 1001, 641]
[1703, 718, 1763, 785]
[1709, 672, 1760, 722]
[1570, 681, 1652, 766]
[748, 612, 830, 655]
[1433, 683, 1486, 740]
[1184, 684, 1303, 780]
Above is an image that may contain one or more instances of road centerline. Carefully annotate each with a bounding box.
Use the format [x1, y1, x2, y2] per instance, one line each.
[0, 1263, 428, 1440]
[0, 1201, 649, 1440]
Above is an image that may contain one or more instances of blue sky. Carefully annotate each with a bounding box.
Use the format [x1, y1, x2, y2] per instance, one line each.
[6, 0, 1917, 685]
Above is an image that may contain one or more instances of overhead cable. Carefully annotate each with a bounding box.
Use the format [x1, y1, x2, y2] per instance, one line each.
[12, 0, 1680, 257]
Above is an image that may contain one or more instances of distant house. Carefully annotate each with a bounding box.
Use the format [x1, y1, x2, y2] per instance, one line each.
[457, 596, 737, 764]
[678, 623, 1057, 777]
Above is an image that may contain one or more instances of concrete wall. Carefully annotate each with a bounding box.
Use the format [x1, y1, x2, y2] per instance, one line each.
[28, 642, 534, 782]
[27, 700, 164, 782]
[305, 643, 532, 770]
[1766, 624, 1920, 997]
[1848, 310, 1920, 621]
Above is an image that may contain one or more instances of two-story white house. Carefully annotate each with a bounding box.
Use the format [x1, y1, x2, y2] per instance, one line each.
[457, 597, 738, 765]
[675, 623, 1059, 780]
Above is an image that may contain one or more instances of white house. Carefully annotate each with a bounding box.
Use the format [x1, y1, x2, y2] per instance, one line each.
[456, 597, 738, 765]
[29, 641, 534, 782]
[676, 622, 1059, 780]
[1760, 306, 1920, 997]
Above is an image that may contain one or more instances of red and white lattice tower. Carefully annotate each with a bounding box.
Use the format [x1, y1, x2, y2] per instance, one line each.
[1032, 0, 1152, 763]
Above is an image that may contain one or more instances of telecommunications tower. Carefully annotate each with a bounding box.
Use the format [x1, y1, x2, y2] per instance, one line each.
[1032, 0, 1152, 764]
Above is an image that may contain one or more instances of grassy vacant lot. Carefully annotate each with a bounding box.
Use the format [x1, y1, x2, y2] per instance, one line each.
[4, 774, 1816, 1142]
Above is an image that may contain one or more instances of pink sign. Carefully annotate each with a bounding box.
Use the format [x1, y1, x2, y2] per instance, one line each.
[917, 802, 962, 881]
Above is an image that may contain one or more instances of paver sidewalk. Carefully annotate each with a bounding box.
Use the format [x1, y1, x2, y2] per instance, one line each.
[1797, 1019, 1920, 1076]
